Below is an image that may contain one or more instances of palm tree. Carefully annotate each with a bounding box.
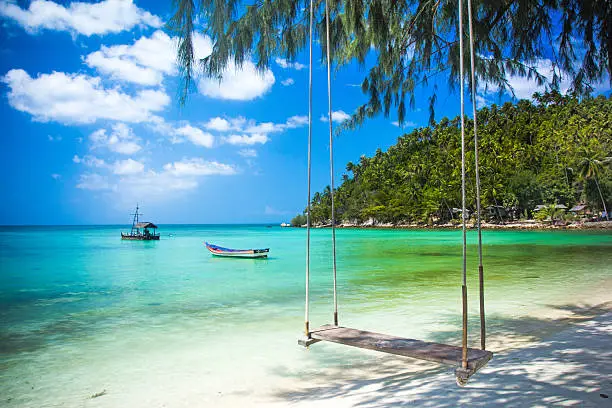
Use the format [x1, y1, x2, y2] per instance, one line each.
[578, 152, 611, 221]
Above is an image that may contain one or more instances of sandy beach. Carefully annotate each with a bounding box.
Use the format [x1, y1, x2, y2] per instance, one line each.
[80, 286, 612, 408]
[266, 306, 612, 408]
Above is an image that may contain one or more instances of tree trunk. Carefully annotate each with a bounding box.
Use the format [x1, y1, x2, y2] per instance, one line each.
[594, 176, 609, 221]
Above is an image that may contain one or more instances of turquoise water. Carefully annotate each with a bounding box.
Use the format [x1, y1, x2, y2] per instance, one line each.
[1, 225, 611, 406]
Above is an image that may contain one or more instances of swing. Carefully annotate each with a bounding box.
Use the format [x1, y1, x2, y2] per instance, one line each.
[298, 0, 492, 386]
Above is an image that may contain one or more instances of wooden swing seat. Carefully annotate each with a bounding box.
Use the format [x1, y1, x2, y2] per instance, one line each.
[299, 324, 493, 383]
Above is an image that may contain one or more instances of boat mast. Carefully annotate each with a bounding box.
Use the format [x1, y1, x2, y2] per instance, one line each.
[130, 204, 140, 235]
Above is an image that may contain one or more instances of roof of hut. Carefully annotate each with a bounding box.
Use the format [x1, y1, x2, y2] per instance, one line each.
[134, 222, 157, 229]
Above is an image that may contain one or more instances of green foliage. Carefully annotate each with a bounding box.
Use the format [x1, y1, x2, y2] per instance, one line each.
[290, 213, 307, 226]
[171, 0, 612, 125]
[305, 92, 612, 224]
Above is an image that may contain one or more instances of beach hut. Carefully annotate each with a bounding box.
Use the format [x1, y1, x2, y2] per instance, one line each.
[569, 204, 590, 217]
[486, 205, 507, 221]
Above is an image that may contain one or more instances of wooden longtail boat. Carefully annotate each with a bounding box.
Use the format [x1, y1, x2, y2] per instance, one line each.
[121, 205, 160, 241]
[205, 242, 269, 258]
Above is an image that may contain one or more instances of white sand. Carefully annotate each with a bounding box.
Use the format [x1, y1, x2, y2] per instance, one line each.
[263, 311, 612, 407]
[76, 306, 612, 408]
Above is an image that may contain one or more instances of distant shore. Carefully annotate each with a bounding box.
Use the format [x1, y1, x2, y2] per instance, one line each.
[293, 220, 612, 230]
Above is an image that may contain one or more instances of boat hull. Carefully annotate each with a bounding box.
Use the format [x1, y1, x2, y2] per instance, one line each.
[205, 242, 269, 258]
[121, 234, 160, 241]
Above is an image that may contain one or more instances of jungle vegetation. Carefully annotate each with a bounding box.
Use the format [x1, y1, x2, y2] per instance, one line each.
[291, 92, 612, 226]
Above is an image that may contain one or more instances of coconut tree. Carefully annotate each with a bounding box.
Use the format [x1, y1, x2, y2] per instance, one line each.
[578, 151, 611, 220]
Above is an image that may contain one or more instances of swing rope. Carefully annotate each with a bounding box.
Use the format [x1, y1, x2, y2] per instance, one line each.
[467, 0, 486, 351]
[304, 0, 314, 338]
[325, 0, 339, 327]
[304, 0, 486, 365]
[458, 0, 469, 370]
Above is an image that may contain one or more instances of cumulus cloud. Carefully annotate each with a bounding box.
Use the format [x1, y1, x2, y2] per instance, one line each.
[204, 115, 307, 134]
[89, 123, 142, 155]
[203, 117, 231, 132]
[162, 158, 237, 176]
[0, 0, 161, 36]
[320, 110, 351, 123]
[75, 156, 238, 203]
[281, 78, 294, 86]
[479, 58, 580, 101]
[84, 30, 212, 86]
[2, 69, 169, 124]
[174, 125, 214, 148]
[198, 60, 275, 101]
[286, 115, 308, 128]
[112, 158, 144, 175]
[275, 58, 306, 70]
[200, 114, 308, 146]
[224, 134, 268, 146]
[73, 154, 107, 168]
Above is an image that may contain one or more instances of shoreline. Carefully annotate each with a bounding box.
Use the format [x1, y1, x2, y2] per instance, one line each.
[294, 220, 612, 230]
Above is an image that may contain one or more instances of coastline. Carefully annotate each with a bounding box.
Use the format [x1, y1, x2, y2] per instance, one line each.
[295, 220, 612, 230]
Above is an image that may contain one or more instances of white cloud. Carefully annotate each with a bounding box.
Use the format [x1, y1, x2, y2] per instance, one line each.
[2, 69, 169, 124]
[112, 158, 144, 175]
[203, 117, 231, 132]
[198, 60, 275, 101]
[224, 134, 268, 146]
[320, 110, 351, 123]
[162, 158, 237, 176]
[73, 154, 107, 168]
[480, 59, 574, 101]
[51, 173, 61, 180]
[175, 125, 214, 148]
[48, 135, 62, 142]
[281, 78, 294, 86]
[275, 58, 306, 70]
[0, 0, 161, 36]
[154, 114, 307, 148]
[392, 120, 417, 128]
[244, 122, 278, 134]
[475, 94, 489, 109]
[117, 170, 198, 196]
[75, 157, 238, 203]
[77, 173, 112, 190]
[85, 30, 212, 86]
[89, 123, 142, 155]
[286, 115, 308, 128]
[238, 148, 257, 158]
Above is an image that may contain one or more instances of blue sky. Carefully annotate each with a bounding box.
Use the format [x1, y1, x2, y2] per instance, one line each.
[0, 0, 609, 225]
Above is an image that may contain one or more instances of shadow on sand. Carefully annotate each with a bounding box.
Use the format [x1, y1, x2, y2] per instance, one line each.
[271, 302, 612, 407]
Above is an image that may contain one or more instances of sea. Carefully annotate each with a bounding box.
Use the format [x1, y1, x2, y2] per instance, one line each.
[1, 225, 611, 407]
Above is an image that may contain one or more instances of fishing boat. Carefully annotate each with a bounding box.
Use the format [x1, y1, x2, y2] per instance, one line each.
[121, 205, 160, 241]
[205, 242, 269, 258]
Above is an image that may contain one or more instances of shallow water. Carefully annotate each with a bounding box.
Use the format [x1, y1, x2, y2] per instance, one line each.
[1, 226, 611, 406]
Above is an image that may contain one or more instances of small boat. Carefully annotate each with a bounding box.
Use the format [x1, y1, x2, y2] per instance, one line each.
[121, 205, 160, 241]
[205, 242, 269, 258]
